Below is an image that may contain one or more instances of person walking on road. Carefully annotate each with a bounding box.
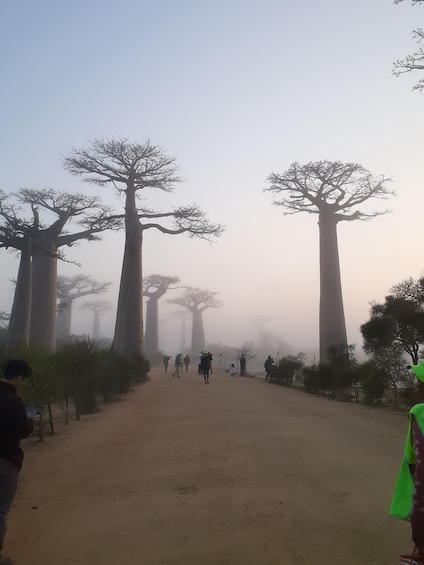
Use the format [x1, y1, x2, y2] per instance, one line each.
[172, 354, 183, 378]
[200, 351, 213, 384]
[163, 355, 171, 374]
[0, 359, 34, 564]
[239, 354, 246, 376]
[264, 355, 275, 382]
[184, 355, 190, 372]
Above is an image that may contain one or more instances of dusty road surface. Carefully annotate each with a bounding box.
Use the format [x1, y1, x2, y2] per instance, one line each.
[5, 367, 414, 564]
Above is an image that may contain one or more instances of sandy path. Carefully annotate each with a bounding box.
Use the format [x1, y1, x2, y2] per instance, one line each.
[5, 367, 412, 564]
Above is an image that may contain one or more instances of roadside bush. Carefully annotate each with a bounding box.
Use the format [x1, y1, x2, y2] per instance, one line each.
[356, 361, 387, 406]
[303, 364, 321, 394]
[94, 349, 125, 402]
[5, 343, 62, 438]
[272, 354, 304, 387]
[54, 338, 99, 419]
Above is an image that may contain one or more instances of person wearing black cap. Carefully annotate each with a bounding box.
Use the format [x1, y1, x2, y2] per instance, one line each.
[0, 359, 34, 564]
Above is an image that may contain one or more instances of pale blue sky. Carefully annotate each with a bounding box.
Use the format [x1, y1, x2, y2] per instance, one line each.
[1, 0, 423, 358]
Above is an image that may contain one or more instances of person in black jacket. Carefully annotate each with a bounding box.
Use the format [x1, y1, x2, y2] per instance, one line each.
[0, 359, 33, 564]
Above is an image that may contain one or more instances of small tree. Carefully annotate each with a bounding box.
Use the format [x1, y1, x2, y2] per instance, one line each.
[356, 360, 387, 406]
[7, 343, 62, 438]
[361, 276, 424, 365]
[54, 338, 99, 419]
[366, 344, 409, 407]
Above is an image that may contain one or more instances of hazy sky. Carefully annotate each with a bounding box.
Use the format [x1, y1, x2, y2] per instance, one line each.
[1, 0, 423, 358]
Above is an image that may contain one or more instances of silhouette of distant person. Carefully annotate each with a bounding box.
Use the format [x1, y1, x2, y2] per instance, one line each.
[173, 354, 183, 378]
[239, 354, 246, 376]
[200, 350, 213, 384]
[184, 354, 190, 372]
[264, 355, 275, 381]
[163, 355, 171, 374]
[229, 363, 236, 377]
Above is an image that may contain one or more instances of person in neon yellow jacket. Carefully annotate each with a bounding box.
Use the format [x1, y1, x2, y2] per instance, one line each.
[390, 360, 424, 555]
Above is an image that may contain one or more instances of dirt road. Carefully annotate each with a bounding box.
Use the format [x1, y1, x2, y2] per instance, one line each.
[6, 367, 412, 564]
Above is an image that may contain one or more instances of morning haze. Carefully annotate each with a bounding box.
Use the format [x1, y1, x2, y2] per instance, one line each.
[0, 0, 423, 365]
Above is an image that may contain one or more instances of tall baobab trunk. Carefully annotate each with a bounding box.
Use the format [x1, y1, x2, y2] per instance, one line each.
[56, 302, 72, 338]
[113, 187, 143, 352]
[319, 211, 347, 363]
[180, 316, 188, 351]
[29, 244, 57, 350]
[144, 297, 159, 356]
[191, 310, 205, 357]
[9, 236, 32, 345]
[92, 310, 101, 340]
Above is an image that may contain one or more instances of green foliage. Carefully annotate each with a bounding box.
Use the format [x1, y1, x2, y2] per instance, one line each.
[326, 344, 357, 400]
[93, 349, 125, 402]
[8, 343, 61, 404]
[0, 343, 63, 438]
[361, 276, 424, 365]
[302, 364, 322, 394]
[0, 336, 150, 442]
[53, 338, 99, 418]
[301, 345, 357, 400]
[365, 345, 410, 407]
[114, 351, 150, 393]
[272, 354, 305, 387]
[398, 371, 420, 408]
[355, 361, 387, 406]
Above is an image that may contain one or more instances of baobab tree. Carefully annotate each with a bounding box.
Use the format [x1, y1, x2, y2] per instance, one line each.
[80, 300, 113, 340]
[0, 189, 119, 349]
[168, 287, 223, 356]
[393, 0, 424, 91]
[57, 275, 111, 339]
[63, 138, 224, 354]
[264, 161, 394, 363]
[0, 192, 32, 344]
[171, 309, 192, 352]
[143, 274, 180, 357]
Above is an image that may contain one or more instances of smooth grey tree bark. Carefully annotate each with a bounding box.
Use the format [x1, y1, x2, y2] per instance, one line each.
[318, 209, 347, 361]
[143, 274, 180, 357]
[9, 235, 32, 344]
[64, 139, 224, 354]
[30, 236, 58, 348]
[264, 161, 394, 364]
